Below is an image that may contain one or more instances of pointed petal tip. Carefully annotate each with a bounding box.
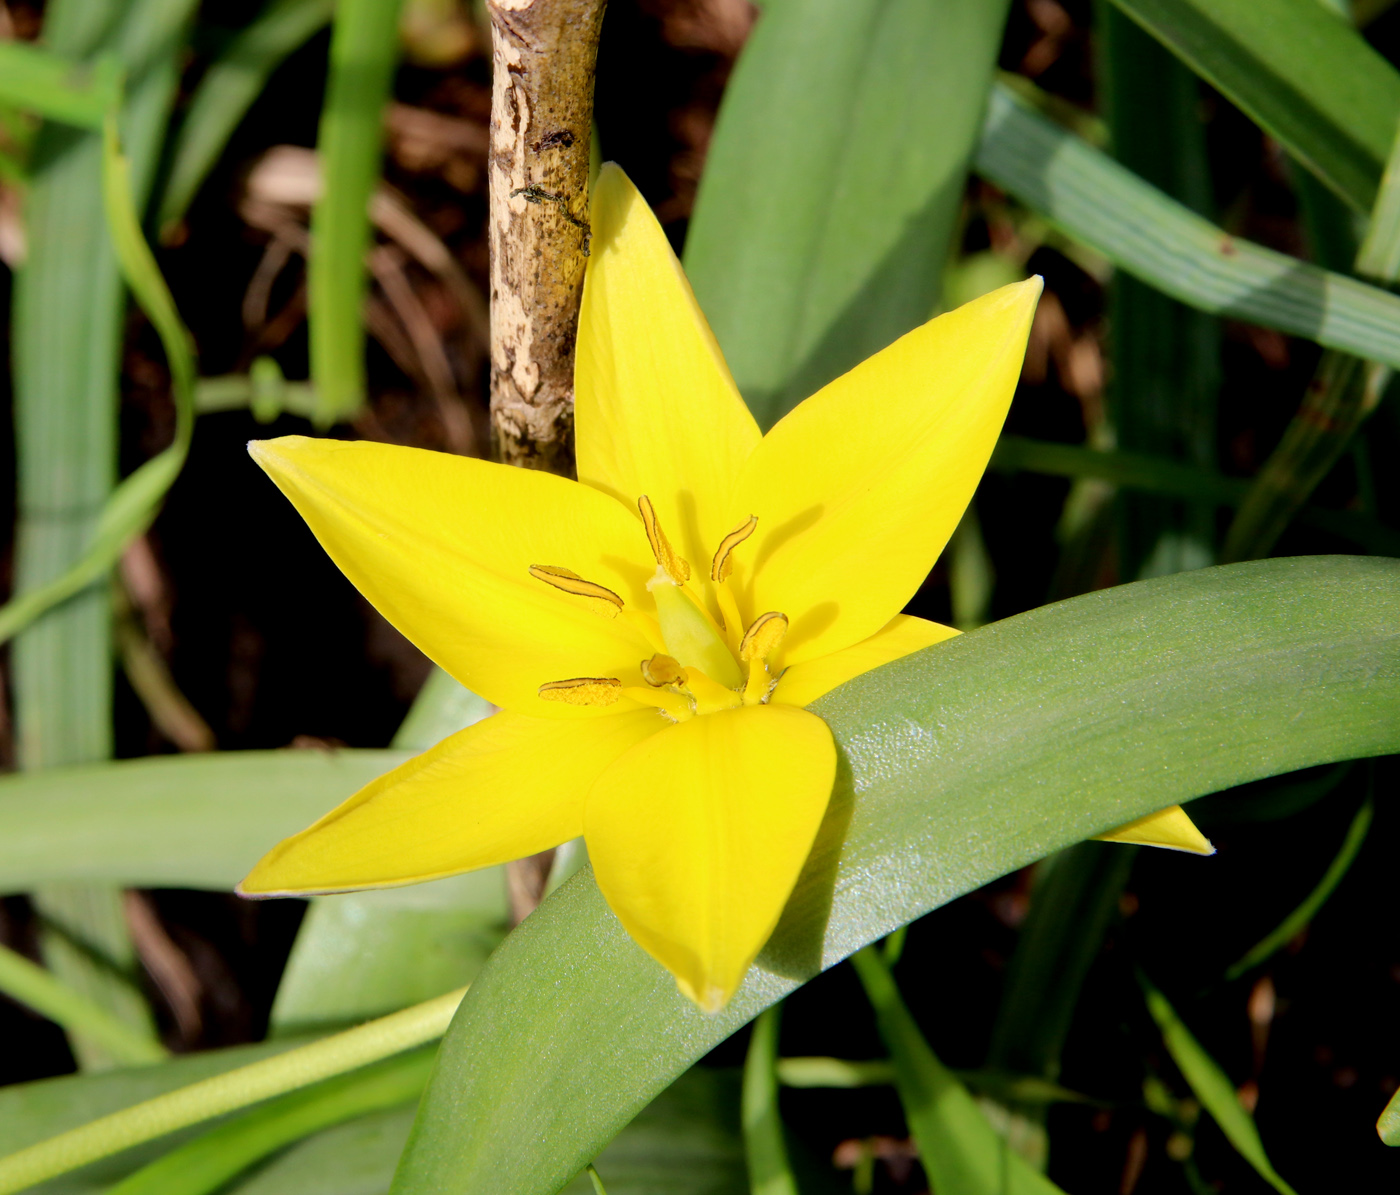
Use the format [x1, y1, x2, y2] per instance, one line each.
[675, 974, 733, 1015]
[1095, 804, 1215, 855]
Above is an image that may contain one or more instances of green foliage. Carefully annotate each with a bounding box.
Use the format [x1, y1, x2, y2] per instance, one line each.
[390, 557, 1400, 1194]
[1106, 0, 1400, 210]
[0, 41, 119, 129]
[976, 84, 1400, 373]
[309, 0, 406, 423]
[1142, 978, 1300, 1195]
[0, 750, 410, 892]
[741, 1007, 797, 1195]
[852, 946, 1065, 1194]
[159, 0, 336, 236]
[685, 0, 1011, 427]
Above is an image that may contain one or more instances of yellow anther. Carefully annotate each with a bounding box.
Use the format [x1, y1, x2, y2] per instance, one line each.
[641, 653, 687, 687]
[710, 515, 757, 582]
[529, 565, 624, 619]
[537, 677, 622, 706]
[739, 611, 789, 663]
[637, 495, 691, 584]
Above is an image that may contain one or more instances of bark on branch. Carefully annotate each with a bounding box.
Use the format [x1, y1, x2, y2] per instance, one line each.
[486, 0, 606, 474]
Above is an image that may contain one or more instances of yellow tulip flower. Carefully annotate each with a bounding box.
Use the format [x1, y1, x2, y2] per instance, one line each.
[240, 165, 1210, 1012]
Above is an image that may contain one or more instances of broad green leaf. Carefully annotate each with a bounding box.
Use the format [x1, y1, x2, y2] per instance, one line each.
[158, 0, 336, 236]
[1225, 793, 1373, 980]
[1106, 0, 1400, 210]
[684, 0, 1010, 427]
[852, 947, 1064, 1194]
[974, 84, 1400, 373]
[391, 556, 1400, 1195]
[0, 43, 118, 129]
[227, 1108, 417, 1195]
[0, 750, 410, 893]
[1141, 979, 1299, 1195]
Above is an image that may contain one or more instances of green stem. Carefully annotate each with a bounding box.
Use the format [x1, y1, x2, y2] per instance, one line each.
[1225, 795, 1373, 980]
[309, 0, 406, 424]
[0, 987, 465, 1195]
[742, 1006, 797, 1195]
[0, 941, 166, 1065]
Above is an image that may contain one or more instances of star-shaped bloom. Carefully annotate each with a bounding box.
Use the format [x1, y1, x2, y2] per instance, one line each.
[240, 165, 1211, 1011]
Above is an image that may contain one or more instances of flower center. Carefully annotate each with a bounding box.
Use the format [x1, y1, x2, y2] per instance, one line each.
[531, 497, 787, 720]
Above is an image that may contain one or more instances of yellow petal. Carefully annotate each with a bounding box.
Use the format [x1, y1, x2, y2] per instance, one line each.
[576, 164, 761, 569]
[730, 279, 1042, 666]
[585, 704, 836, 1012]
[773, 615, 958, 708]
[241, 708, 666, 894]
[1096, 805, 1215, 855]
[249, 436, 653, 717]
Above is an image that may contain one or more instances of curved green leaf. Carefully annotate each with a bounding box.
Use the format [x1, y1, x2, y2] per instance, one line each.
[0, 749, 409, 893]
[975, 85, 1400, 372]
[391, 556, 1400, 1194]
[1106, 0, 1400, 210]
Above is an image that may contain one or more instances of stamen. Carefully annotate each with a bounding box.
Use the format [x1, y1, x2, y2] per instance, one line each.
[641, 653, 687, 687]
[740, 611, 789, 662]
[529, 565, 624, 619]
[683, 667, 742, 715]
[620, 685, 694, 722]
[537, 677, 622, 706]
[637, 495, 691, 584]
[710, 515, 757, 582]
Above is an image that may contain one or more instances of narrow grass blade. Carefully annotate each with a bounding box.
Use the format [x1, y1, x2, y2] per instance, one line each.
[14, 0, 197, 1071]
[105, 1048, 435, 1195]
[1141, 978, 1299, 1195]
[389, 557, 1400, 1195]
[309, 0, 405, 424]
[851, 947, 1064, 1194]
[742, 1007, 796, 1195]
[0, 989, 464, 1195]
[158, 0, 336, 237]
[0, 42, 119, 128]
[0, 111, 197, 648]
[685, 0, 1011, 427]
[1105, 0, 1400, 210]
[0, 941, 167, 1066]
[974, 84, 1400, 371]
[1225, 796, 1373, 980]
